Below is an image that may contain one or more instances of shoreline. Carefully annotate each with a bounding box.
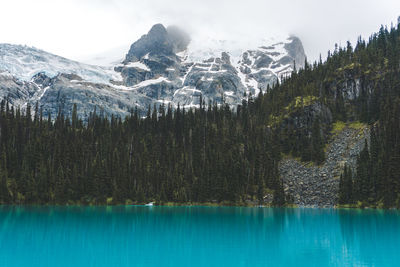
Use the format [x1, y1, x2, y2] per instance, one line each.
[1, 201, 398, 211]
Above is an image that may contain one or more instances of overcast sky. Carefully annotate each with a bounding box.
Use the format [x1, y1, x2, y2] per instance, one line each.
[1, 0, 399, 63]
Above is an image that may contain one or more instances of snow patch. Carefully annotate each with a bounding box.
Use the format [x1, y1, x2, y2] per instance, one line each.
[117, 77, 171, 91]
[125, 61, 150, 71]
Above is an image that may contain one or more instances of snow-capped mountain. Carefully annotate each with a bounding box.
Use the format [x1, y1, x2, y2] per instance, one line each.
[0, 24, 306, 119]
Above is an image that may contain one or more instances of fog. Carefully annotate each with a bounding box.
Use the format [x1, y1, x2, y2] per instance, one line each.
[1, 0, 399, 62]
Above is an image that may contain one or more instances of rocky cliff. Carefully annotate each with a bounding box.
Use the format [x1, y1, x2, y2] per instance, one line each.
[279, 123, 370, 207]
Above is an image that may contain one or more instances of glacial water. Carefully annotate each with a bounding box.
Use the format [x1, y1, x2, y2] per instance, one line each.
[0, 206, 399, 267]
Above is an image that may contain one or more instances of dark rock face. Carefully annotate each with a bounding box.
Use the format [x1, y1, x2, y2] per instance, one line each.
[124, 24, 174, 63]
[282, 102, 333, 137]
[254, 53, 273, 69]
[284, 36, 306, 67]
[0, 72, 39, 107]
[136, 81, 176, 99]
[31, 72, 53, 88]
[123, 24, 190, 65]
[118, 24, 191, 87]
[114, 66, 153, 87]
[335, 78, 362, 101]
[280, 125, 370, 207]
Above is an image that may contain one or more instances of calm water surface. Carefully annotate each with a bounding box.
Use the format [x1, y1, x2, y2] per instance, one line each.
[0, 206, 399, 267]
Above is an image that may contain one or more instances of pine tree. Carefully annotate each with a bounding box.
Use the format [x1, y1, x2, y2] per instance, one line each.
[339, 165, 353, 204]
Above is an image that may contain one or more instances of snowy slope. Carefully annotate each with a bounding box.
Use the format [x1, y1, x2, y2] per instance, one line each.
[0, 44, 122, 84]
[177, 35, 304, 98]
[182, 35, 291, 64]
[177, 35, 304, 97]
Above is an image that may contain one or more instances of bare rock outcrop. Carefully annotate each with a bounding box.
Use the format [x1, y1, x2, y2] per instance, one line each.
[279, 124, 370, 207]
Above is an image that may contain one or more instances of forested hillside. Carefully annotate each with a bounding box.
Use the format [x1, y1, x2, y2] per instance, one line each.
[0, 22, 399, 207]
[264, 23, 400, 208]
[0, 101, 284, 205]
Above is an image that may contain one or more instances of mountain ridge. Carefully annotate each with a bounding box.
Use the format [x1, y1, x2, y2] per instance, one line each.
[0, 24, 306, 119]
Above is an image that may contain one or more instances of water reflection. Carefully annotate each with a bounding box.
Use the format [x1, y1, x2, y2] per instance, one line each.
[0, 206, 399, 267]
[338, 209, 400, 265]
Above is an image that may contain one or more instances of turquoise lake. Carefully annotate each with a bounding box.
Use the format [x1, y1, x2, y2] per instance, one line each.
[0, 206, 399, 266]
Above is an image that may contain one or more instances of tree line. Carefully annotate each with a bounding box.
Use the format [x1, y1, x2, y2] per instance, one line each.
[0, 100, 284, 205]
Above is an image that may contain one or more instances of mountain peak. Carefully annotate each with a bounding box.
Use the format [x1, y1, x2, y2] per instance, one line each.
[148, 23, 168, 36]
[123, 23, 170, 63]
[123, 24, 190, 64]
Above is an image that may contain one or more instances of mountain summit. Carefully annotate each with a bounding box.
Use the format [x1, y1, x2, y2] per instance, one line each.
[123, 24, 190, 63]
[115, 24, 305, 108]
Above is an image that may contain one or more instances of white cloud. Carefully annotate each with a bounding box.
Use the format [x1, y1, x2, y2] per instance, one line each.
[0, 0, 399, 62]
